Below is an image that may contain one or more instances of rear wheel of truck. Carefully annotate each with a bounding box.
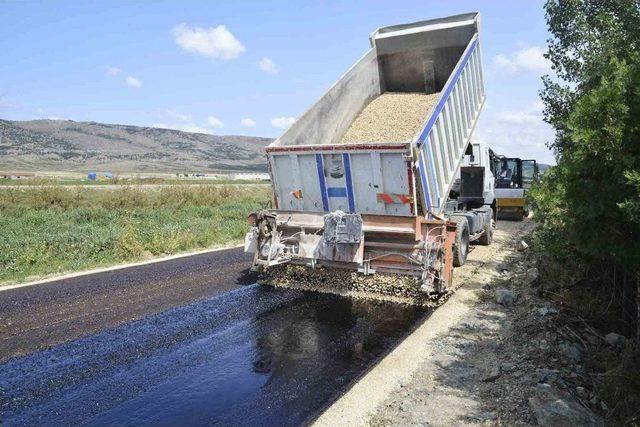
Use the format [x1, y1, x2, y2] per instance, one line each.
[452, 216, 469, 267]
[478, 217, 493, 246]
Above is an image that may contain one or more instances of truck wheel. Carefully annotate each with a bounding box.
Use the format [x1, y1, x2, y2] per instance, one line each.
[452, 217, 469, 267]
[478, 217, 493, 246]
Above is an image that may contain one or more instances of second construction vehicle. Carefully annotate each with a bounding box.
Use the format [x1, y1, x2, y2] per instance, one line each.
[245, 12, 493, 302]
[494, 156, 537, 220]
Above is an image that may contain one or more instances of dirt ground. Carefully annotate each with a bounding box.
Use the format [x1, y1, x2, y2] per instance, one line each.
[316, 218, 605, 426]
[369, 219, 536, 425]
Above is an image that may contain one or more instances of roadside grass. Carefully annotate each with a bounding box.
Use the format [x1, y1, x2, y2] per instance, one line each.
[0, 185, 269, 284]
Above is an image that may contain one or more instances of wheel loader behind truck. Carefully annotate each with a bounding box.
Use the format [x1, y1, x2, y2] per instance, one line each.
[245, 13, 493, 304]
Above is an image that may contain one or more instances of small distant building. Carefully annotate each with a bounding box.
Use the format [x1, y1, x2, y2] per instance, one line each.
[231, 173, 270, 181]
[87, 172, 114, 181]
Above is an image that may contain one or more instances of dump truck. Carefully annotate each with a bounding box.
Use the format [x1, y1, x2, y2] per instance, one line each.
[245, 12, 492, 303]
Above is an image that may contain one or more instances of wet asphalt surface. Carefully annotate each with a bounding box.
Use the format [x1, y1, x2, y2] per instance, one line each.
[0, 247, 256, 362]
[0, 249, 427, 426]
[0, 285, 425, 426]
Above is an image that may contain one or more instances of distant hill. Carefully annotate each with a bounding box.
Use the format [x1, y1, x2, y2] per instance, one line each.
[0, 119, 272, 173]
[538, 163, 552, 173]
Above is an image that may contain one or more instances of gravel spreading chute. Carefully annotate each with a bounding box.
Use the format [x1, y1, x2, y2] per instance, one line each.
[340, 92, 441, 144]
[260, 264, 451, 307]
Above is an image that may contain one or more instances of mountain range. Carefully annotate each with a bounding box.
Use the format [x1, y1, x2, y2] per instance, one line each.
[0, 119, 272, 173]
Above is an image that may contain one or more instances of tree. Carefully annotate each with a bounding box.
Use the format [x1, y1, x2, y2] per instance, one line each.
[535, 0, 640, 339]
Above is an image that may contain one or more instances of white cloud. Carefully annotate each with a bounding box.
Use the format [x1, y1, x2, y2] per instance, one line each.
[240, 118, 256, 127]
[180, 124, 213, 134]
[107, 66, 122, 76]
[475, 102, 555, 164]
[0, 96, 10, 109]
[106, 67, 143, 89]
[152, 122, 212, 134]
[172, 23, 245, 60]
[497, 111, 541, 125]
[164, 109, 191, 122]
[532, 100, 545, 113]
[271, 116, 296, 129]
[497, 101, 545, 125]
[126, 76, 142, 88]
[207, 116, 224, 128]
[493, 54, 518, 74]
[259, 57, 279, 75]
[493, 46, 551, 75]
[153, 111, 222, 134]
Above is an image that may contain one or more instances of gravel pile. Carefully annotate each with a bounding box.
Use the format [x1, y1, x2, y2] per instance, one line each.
[260, 264, 446, 307]
[340, 92, 440, 144]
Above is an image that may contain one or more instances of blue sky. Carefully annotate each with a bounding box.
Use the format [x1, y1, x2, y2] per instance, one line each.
[0, 0, 555, 164]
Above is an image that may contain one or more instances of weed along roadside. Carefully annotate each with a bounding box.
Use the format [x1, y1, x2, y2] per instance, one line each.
[0, 185, 269, 285]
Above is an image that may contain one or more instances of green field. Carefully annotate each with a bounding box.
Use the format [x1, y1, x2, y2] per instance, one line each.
[0, 185, 270, 284]
[0, 177, 269, 186]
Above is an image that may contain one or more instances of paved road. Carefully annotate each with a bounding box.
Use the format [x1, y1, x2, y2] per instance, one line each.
[0, 221, 524, 426]
[0, 286, 423, 425]
[0, 247, 256, 362]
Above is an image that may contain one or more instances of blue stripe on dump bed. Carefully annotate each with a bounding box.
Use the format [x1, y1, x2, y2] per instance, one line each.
[414, 35, 479, 212]
[327, 187, 347, 197]
[315, 154, 329, 211]
[426, 137, 441, 204]
[342, 153, 356, 213]
[417, 36, 478, 147]
[418, 153, 432, 212]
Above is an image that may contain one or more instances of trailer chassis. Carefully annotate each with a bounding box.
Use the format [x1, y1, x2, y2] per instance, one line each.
[246, 210, 456, 294]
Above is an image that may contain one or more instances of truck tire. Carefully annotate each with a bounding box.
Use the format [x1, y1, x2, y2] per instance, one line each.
[452, 216, 469, 267]
[478, 217, 493, 246]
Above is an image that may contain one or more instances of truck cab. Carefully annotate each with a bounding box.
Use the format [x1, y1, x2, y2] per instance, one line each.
[452, 141, 496, 208]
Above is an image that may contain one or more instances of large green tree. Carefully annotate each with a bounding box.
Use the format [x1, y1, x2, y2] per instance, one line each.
[534, 0, 640, 334]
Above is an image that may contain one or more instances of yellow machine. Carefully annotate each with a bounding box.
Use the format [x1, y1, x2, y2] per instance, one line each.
[494, 157, 537, 220]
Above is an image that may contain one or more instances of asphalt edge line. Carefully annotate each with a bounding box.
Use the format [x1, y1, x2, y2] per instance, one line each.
[0, 243, 244, 292]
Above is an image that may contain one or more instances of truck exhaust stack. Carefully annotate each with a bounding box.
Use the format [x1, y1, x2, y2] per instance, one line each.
[246, 13, 494, 305]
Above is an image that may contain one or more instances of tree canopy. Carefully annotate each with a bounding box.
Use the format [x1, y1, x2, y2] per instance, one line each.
[532, 0, 640, 273]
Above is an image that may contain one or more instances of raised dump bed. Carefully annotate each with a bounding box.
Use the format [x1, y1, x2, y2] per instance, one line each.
[248, 13, 487, 298]
[267, 12, 485, 217]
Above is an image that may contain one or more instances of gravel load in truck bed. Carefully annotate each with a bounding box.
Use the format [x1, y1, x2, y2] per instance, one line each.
[340, 91, 441, 144]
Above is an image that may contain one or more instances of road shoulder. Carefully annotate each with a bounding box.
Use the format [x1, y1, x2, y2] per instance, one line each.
[314, 221, 534, 426]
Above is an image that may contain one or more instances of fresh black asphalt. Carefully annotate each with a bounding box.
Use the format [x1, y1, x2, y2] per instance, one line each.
[0, 247, 256, 362]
